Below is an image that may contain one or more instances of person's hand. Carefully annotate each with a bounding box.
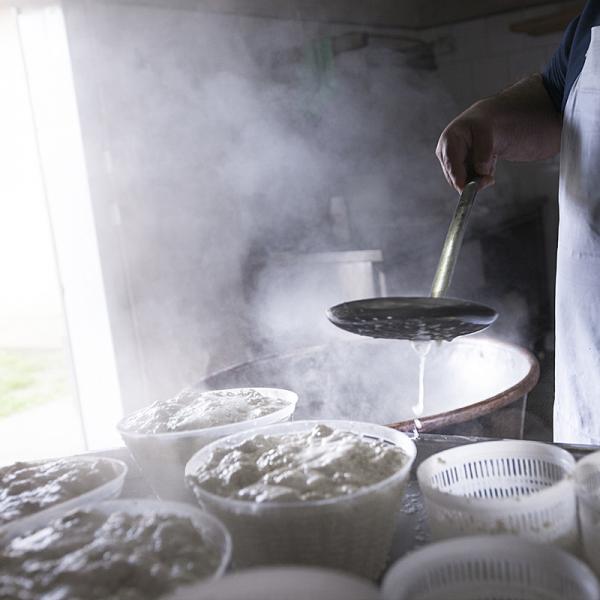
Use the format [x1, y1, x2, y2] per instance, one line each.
[436, 102, 497, 193]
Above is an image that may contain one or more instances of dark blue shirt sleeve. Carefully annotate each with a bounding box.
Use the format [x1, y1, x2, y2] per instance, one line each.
[542, 16, 581, 113]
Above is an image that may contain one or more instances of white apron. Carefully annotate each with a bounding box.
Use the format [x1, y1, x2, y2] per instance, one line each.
[555, 26, 600, 444]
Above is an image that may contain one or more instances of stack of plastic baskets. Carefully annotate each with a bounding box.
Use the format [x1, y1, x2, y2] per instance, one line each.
[416, 440, 578, 550]
[382, 536, 600, 600]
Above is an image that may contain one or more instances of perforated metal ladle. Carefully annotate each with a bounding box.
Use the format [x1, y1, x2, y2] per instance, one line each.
[327, 180, 498, 342]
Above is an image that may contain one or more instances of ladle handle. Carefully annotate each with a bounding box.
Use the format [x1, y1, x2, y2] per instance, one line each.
[430, 178, 479, 298]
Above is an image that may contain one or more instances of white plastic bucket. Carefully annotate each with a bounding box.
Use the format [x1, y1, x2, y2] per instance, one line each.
[117, 387, 297, 501]
[0, 456, 127, 537]
[1, 498, 231, 599]
[173, 566, 381, 600]
[185, 419, 416, 580]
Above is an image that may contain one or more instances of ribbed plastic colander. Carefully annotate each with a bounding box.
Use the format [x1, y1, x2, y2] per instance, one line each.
[382, 535, 599, 600]
[416, 440, 577, 549]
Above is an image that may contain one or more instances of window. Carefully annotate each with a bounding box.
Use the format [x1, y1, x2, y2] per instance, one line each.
[0, 3, 122, 463]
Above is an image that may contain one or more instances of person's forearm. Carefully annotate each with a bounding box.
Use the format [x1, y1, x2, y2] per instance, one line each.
[474, 73, 562, 161]
[437, 73, 563, 191]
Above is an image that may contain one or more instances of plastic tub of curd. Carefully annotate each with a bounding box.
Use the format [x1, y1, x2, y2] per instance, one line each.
[185, 419, 416, 580]
[117, 387, 297, 501]
[0, 498, 231, 600]
[0, 455, 127, 537]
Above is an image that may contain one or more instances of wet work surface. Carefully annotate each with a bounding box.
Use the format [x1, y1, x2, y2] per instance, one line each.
[97, 433, 598, 569]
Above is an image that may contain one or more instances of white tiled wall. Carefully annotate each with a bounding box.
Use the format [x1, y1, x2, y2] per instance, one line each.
[426, 3, 568, 110]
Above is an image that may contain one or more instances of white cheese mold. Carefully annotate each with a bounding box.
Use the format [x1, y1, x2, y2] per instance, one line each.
[417, 440, 578, 550]
[382, 535, 599, 600]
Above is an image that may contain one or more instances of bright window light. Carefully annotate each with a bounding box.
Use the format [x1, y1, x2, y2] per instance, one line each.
[0, 2, 123, 460]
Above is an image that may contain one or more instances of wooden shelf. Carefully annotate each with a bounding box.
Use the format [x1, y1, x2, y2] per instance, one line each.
[510, 1, 585, 36]
[87, 0, 570, 30]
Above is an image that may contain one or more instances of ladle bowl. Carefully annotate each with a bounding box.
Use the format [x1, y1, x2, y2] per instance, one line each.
[327, 297, 498, 342]
[327, 179, 497, 342]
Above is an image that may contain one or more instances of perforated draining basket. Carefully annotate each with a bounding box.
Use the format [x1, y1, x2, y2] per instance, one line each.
[417, 440, 578, 549]
[382, 535, 600, 600]
[575, 450, 600, 576]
